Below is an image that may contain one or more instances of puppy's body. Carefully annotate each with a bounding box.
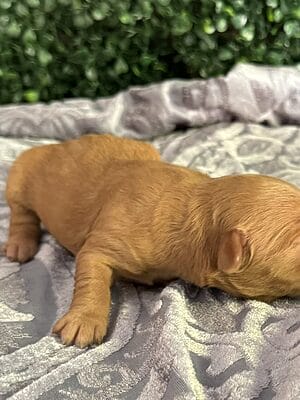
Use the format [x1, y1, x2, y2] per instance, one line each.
[6, 134, 209, 284]
[5, 134, 300, 347]
[6, 134, 162, 255]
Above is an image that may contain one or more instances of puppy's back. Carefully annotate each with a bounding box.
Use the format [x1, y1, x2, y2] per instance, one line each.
[6, 134, 160, 202]
[6, 134, 161, 253]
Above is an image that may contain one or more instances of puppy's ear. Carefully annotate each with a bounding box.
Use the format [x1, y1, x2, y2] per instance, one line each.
[217, 229, 248, 273]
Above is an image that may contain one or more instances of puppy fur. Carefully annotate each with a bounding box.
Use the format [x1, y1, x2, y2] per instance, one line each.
[5, 134, 300, 347]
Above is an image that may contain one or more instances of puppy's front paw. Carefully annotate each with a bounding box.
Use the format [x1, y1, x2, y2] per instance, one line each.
[52, 310, 108, 348]
[5, 238, 38, 264]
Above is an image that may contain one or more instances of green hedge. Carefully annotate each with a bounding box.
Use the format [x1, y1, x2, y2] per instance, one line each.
[0, 0, 299, 104]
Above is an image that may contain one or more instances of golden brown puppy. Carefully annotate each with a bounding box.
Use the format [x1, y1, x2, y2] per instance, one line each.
[5, 134, 300, 348]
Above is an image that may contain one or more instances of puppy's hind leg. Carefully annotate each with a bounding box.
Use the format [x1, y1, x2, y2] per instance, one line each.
[5, 149, 41, 264]
[5, 203, 41, 263]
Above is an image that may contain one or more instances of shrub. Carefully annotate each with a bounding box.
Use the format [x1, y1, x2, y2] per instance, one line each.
[0, 0, 299, 104]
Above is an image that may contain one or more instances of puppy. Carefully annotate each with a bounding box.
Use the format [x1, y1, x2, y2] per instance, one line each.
[5, 134, 300, 347]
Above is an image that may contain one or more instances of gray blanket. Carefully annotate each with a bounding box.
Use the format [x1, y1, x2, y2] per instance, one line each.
[0, 64, 299, 400]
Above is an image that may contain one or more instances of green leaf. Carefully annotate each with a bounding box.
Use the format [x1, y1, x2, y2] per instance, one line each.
[172, 11, 193, 35]
[92, 4, 110, 21]
[24, 90, 39, 102]
[26, 0, 40, 7]
[203, 18, 215, 34]
[25, 46, 36, 57]
[141, 1, 153, 17]
[132, 65, 141, 77]
[7, 22, 21, 38]
[23, 29, 37, 43]
[15, 3, 29, 17]
[240, 25, 255, 41]
[218, 48, 234, 61]
[224, 6, 235, 17]
[114, 58, 129, 74]
[231, 14, 248, 29]
[267, 51, 284, 64]
[292, 7, 300, 19]
[35, 13, 46, 28]
[44, 0, 56, 12]
[0, 0, 12, 10]
[267, 8, 274, 22]
[266, 0, 278, 8]
[216, 18, 228, 32]
[119, 13, 134, 25]
[73, 14, 93, 28]
[284, 20, 300, 37]
[85, 67, 98, 81]
[274, 9, 283, 22]
[37, 49, 53, 66]
[184, 33, 196, 46]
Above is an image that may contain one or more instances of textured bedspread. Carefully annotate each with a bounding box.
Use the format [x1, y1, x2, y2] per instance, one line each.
[0, 64, 299, 399]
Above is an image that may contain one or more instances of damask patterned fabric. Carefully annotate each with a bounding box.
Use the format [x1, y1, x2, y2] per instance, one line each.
[0, 64, 299, 399]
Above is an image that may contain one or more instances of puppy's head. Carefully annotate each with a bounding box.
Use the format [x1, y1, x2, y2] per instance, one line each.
[206, 175, 300, 302]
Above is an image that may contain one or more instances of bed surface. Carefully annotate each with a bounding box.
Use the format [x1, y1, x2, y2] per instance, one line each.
[0, 64, 299, 399]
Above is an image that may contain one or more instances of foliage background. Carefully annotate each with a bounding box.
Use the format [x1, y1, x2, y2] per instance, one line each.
[0, 0, 299, 104]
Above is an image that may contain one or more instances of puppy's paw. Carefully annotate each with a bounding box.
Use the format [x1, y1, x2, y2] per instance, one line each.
[5, 238, 39, 263]
[52, 310, 108, 348]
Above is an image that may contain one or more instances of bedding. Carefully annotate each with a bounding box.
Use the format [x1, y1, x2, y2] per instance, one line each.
[0, 64, 299, 399]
